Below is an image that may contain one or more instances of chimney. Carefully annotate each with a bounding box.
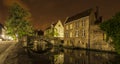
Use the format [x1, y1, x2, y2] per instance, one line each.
[99, 16, 102, 23]
[95, 6, 99, 19]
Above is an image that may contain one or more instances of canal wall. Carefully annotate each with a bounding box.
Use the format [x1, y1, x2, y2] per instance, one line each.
[63, 25, 115, 52]
[63, 40, 115, 52]
[0, 41, 17, 44]
[64, 49, 117, 64]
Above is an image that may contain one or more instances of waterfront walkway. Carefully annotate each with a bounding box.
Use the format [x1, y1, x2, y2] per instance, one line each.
[0, 41, 33, 64]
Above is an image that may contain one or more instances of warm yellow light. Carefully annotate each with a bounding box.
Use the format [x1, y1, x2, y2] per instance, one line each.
[1, 34, 5, 38]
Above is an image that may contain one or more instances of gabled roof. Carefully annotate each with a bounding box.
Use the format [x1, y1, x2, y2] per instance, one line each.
[45, 26, 51, 30]
[65, 8, 92, 24]
[45, 20, 63, 30]
[45, 22, 57, 30]
[52, 22, 57, 27]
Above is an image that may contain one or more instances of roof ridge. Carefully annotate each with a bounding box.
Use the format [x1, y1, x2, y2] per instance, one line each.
[65, 8, 93, 23]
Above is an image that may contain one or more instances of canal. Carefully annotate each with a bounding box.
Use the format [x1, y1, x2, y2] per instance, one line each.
[27, 47, 120, 64]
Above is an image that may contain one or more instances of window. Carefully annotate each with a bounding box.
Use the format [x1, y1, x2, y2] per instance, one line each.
[70, 32, 72, 37]
[103, 33, 106, 40]
[75, 30, 79, 37]
[82, 19, 85, 27]
[76, 22, 79, 28]
[82, 29, 85, 37]
[58, 24, 60, 27]
[78, 40, 81, 44]
[65, 32, 69, 38]
[70, 24, 73, 29]
[70, 40, 74, 45]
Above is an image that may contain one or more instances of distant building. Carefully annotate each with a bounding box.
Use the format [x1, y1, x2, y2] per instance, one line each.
[64, 7, 114, 51]
[44, 20, 64, 46]
[44, 20, 64, 38]
[34, 29, 44, 36]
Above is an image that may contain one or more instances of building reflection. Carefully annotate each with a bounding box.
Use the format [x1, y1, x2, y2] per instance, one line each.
[49, 48, 64, 64]
[31, 48, 120, 64]
[64, 49, 88, 64]
[53, 53, 64, 64]
[63, 49, 119, 64]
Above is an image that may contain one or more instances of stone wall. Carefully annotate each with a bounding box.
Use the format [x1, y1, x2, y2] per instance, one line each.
[64, 16, 90, 48]
[64, 9, 114, 52]
[90, 25, 114, 51]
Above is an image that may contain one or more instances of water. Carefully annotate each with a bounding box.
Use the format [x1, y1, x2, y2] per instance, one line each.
[28, 47, 120, 64]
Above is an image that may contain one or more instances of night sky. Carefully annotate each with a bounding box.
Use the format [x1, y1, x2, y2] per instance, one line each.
[0, 0, 120, 30]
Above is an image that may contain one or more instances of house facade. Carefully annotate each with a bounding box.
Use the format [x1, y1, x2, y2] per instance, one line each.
[44, 20, 64, 45]
[44, 20, 64, 38]
[64, 8, 114, 51]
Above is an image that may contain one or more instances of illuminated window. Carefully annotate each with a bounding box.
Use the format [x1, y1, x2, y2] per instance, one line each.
[70, 32, 72, 37]
[70, 24, 73, 29]
[82, 29, 85, 37]
[78, 40, 81, 43]
[75, 30, 79, 37]
[103, 33, 106, 40]
[58, 24, 60, 27]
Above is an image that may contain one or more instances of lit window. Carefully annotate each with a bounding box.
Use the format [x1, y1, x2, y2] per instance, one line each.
[82, 29, 85, 37]
[103, 33, 106, 40]
[67, 40, 69, 45]
[75, 30, 79, 37]
[70, 32, 72, 37]
[70, 24, 73, 29]
[78, 40, 81, 43]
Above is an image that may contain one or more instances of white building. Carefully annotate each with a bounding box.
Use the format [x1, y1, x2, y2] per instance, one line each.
[44, 20, 64, 38]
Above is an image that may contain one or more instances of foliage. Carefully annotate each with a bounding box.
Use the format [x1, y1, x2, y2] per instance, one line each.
[5, 3, 33, 39]
[54, 28, 59, 36]
[45, 27, 59, 38]
[100, 12, 120, 54]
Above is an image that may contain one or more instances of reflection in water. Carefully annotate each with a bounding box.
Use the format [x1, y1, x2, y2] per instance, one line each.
[54, 53, 64, 64]
[49, 52, 64, 64]
[30, 47, 120, 64]
[64, 49, 120, 64]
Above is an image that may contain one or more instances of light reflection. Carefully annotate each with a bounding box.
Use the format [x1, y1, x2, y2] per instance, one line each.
[29, 44, 120, 64]
[54, 53, 64, 64]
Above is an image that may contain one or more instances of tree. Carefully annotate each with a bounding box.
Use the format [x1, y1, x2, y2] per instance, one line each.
[100, 12, 120, 54]
[5, 3, 33, 40]
[48, 27, 59, 37]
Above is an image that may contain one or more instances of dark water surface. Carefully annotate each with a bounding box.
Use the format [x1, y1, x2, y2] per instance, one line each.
[28, 47, 120, 64]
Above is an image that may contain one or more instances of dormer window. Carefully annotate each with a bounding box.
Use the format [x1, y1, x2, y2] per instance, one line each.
[58, 25, 60, 27]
